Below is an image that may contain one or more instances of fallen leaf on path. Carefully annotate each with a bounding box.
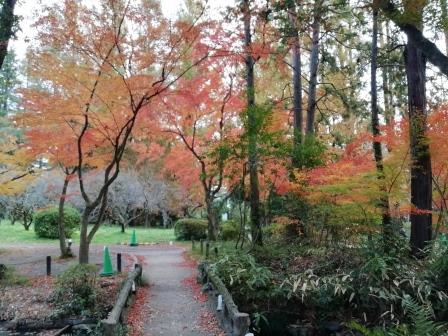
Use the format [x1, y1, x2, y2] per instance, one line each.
[125, 284, 151, 336]
[195, 309, 226, 336]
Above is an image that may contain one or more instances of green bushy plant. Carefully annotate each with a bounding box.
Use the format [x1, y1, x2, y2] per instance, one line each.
[291, 134, 326, 169]
[174, 218, 207, 240]
[34, 206, 80, 239]
[349, 296, 448, 336]
[51, 264, 107, 318]
[220, 220, 239, 241]
[211, 253, 273, 302]
[427, 236, 448, 292]
[278, 235, 448, 325]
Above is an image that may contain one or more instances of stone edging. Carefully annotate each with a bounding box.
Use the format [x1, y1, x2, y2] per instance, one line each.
[101, 264, 143, 335]
[198, 262, 251, 336]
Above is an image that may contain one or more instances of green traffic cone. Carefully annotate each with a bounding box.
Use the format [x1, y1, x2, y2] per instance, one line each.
[100, 246, 114, 277]
[130, 229, 138, 247]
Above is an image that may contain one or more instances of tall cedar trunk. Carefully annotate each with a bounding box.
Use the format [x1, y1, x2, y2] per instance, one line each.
[57, 175, 70, 257]
[442, 0, 448, 53]
[371, 10, 392, 242]
[288, 6, 303, 160]
[0, 0, 16, 69]
[243, 0, 262, 245]
[306, 2, 321, 135]
[380, 21, 393, 126]
[405, 24, 432, 256]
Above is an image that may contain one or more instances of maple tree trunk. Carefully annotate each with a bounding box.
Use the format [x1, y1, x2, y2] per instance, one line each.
[57, 176, 70, 258]
[205, 197, 218, 240]
[405, 27, 432, 256]
[371, 9, 392, 243]
[243, 0, 262, 246]
[306, 2, 321, 136]
[79, 209, 91, 264]
[288, 7, 303, 160]
[0, 0, 16, 70]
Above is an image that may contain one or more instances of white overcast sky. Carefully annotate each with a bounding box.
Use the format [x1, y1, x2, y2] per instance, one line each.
[11, 0, 233, 60]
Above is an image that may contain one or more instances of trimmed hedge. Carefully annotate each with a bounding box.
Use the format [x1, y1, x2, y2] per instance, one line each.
[220, 220, 240, 240]
[174, 218, 208, 240]
[34, 206, 81, 239]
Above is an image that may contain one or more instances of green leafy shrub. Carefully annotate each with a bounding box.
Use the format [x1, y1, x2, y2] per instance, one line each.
[34, 206, 80, 239]
[278, 236, 448, 325]
[349, 296, 448, 336]
[211, 253, 273, 303]
[51, 264, 108, 318]
[291, 134, 326, 169]
[220, 220, 240, 240]
[428, 236, 448, 292]
[174, 218, 207, 240]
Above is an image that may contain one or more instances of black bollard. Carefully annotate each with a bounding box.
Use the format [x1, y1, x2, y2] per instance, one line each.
[200, 239, 204, 254]
[205, 242, 210, 259]
[117, 253, 122, 273]
[192, 240, 195, 250]
[214, 246, 218, 257]
[46, 256, 51, 276]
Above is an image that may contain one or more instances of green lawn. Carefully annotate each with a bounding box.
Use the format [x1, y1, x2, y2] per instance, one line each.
[0, 220, 175, 245]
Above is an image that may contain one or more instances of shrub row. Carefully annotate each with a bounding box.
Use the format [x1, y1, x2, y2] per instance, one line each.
[174, 218, 241, 241]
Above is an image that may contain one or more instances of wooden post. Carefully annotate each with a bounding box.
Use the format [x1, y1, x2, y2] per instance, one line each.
[192, 240, 195, 250]
[205, 242, 210, 259]
[200, 239, 204, 254]
[214, 246, 218, 257]
[46, 256, 51, 276]
[117, 253, 122, 273]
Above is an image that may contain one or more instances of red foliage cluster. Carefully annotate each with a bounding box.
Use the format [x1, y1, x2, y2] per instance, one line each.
[125, 284, 151, 336]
